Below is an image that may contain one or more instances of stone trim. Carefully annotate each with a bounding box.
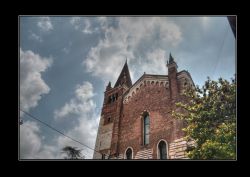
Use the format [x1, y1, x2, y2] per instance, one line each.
[169, 138, 188, 159]
[135, 148, 153, 159]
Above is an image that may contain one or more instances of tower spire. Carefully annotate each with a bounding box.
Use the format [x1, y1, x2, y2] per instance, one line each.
[167, 52, 177, 68]
[167, 52, 179, 100]
[169, 52, 174, 63]
[114, 60, 132, 88]
[106, 81, 112, 90]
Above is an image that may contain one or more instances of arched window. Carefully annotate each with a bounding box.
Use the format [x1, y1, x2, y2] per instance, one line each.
[144, 114, 150, 145]
[157, 140, 168, 159]
[125, 148, 133, 159]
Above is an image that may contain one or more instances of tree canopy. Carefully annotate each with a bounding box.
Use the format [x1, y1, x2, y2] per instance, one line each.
[61, 146, 84, 159]
[172, 77, 236, 159]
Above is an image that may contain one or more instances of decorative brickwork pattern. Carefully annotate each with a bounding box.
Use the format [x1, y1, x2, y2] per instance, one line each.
[93, 54, 195, 159]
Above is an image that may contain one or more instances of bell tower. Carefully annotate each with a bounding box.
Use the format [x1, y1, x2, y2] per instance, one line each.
[167, 53, 179, 100]
[93, 61, 132, 159]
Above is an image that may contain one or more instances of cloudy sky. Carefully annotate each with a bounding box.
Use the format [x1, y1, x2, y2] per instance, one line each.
[19, 16, 235, 159]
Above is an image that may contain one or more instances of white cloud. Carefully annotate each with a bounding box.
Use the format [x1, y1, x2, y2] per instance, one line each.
[70, 17, 81, 30]
[83, 17, 182, 84]
[29, 31, 43, 42]
[56, 114, 99, 159]
[97, 17, 108, 29]
[20, 120, 57, 159]
[82, 19, 93, 34]
[54, 81, 95, 119]
[20, 117, 97, 159]
[20, 49, 54, 159]
[37, 17, 53, 32]
[143, 49, 167, 74]
[21, 80, 98, 159]
[70, 17, 95, 34]
[54, 81, 99, 158]
[20, 48, 52, 115]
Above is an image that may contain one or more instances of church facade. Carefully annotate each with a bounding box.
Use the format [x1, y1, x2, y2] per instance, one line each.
[93, 54, 195, 159]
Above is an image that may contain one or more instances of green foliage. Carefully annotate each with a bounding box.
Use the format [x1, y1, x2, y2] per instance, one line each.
[172, 77, 236, 159]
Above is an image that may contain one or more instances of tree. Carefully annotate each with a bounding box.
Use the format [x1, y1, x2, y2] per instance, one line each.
[172, 77, 236, 159]
[61, 146, 84, 159]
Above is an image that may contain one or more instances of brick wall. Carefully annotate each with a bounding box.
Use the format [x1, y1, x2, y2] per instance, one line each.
[117, 75, 186, 159]
[94, 69, 194, 159]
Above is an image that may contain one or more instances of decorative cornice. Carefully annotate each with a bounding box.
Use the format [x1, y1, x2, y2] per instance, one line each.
[123, 75, 169, 104]
[122, 70, 194, 104]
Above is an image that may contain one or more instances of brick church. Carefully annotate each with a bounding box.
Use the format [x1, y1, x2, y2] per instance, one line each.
[93, 53, 195, 159]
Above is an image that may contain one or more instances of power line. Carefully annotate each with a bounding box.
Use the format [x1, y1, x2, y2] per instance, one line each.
[19, 109, 102, 156]
[20, 121, 90, 158]
[212, 24, 230, 79]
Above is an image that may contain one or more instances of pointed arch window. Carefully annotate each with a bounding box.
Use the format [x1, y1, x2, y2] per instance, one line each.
[143, 113, 150, 145]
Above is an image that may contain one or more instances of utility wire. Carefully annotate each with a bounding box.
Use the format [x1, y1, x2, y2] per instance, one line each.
[19, 109, 102, 156]
[22, 121, 93, 159]
[212, 24, 230, 79]
[20, 121, 90, 158]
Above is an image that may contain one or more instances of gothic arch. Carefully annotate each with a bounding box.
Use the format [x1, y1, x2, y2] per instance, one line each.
[141, 111, 150, 146]
[140, 110, 150, 117]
